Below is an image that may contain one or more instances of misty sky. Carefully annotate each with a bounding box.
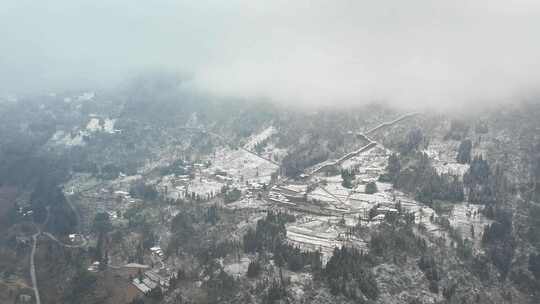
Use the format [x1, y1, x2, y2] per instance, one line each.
[2, 0, 540, 108]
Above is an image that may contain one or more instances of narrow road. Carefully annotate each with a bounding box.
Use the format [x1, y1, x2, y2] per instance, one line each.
[43, 232, 88, 248]
[27, 207, 86, 304]
[28, 209, 49, 304]
[239, 146, 280, 166]
[363, 112, 418, 135]
[30, 231, 41, 304]
[319, 186, 345, 205]
[308, 142, 377, 176]
[179, 126, 279, 165]
[306, 113, 417, 177]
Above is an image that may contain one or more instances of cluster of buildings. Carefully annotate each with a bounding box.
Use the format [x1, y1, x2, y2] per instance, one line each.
[132, 270, 172, 294]
[87, 261, 101, 272]
[68, 233, 83, 244]
[150, 246, 164, 258]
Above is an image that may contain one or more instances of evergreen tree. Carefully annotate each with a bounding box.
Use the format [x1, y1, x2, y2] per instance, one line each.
[341, 169, 355, 189]
[206, 205, 219, 224]
[92, 212, 112, 235]
[324, 246, 379, 300]
[456, 139, 472, 164]
[380, 153, 401, 184]
[528, 253, 540, 279]
[247, 259, 262, 278]
[147, 286, 163, 300]
[399, 128, 424, 154]
[365, 181, 378, 194]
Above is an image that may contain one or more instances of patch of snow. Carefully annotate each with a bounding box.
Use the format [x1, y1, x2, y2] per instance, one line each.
[86, 118, 101, 132]
[434, 162, 469, 177]
[103, 118, 116, 133]
[244, 126, 276, 151]
[224, 257, 250, 277]
[77, 91, 95, 101]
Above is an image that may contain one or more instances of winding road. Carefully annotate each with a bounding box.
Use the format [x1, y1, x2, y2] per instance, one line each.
[42, 232, 88, 248]
[27, 206, 87, 304]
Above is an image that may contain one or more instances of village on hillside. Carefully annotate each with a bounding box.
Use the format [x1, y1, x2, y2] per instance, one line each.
[44, 114, 491, 298]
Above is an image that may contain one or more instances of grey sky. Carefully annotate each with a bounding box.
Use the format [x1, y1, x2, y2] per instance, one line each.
[2, 0, 540, 108]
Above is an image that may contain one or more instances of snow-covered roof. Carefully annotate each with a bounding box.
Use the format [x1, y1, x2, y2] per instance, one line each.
[124, 263, 150, 269]
[372, 214, 386, 221]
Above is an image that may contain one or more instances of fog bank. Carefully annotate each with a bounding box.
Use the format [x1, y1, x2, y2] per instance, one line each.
[2, 0, 540, 109]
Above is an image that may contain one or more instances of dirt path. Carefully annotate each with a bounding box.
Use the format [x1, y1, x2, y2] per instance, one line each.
[30, 231, 41, 304]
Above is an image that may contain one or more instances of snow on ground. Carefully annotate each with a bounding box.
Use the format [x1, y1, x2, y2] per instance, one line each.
[187, 178, 223, 198]
[111, 174, 143, 192]
[376, 181, 393, 192]
[323, 175, 342, 183]
[308, 174, 393, 213]
[393, 196, 490, 247]
[223, 257, 251, 278]
[209, 147, 279, 185]
[321, 182, 349, 200]
[305, 141, 387, 176]
[50, 130, 86, 146]
[49, 117, 118, 147]
[271, 132, 483, 261]
[62, 173, 102, 194]
[224, 197, 269, 210]
[86, 118, 101, 131]
[424, 143, 470, 178]
[396, 193, 441, 236]
[434, 162, 469, 177]
[422, 148, 441, 161]
[243, 126, 276, 150]
[347, 192, 394, 216]
[159, 174, 224, 201]
[341, 146, 388, 172]
[288, 272, 312, 300]
[281, 184, 308, 193]
[164, 186, 186, 201]
[286, 215, 367, 263]
[424, 141, 460, 163]
[308, 187, 339, 203]
[77, 91, 95, 101]
[103, 118, 116, 133]
[158, 175, 188, 201]
[86, 117, 117, 134]
[349, 192, 392, 205]
[261, 143, 287, 163]
[287, 219, 343, 259]
[448, 203, 491, 247]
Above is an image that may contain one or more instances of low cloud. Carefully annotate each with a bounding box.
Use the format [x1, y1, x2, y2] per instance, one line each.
[2, 0, 540, 109]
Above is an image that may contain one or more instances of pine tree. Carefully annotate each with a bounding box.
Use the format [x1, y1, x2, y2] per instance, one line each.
[365, 181, 378, 194]
[456, 139, 472, 164]
[247, 260, 261, 278]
